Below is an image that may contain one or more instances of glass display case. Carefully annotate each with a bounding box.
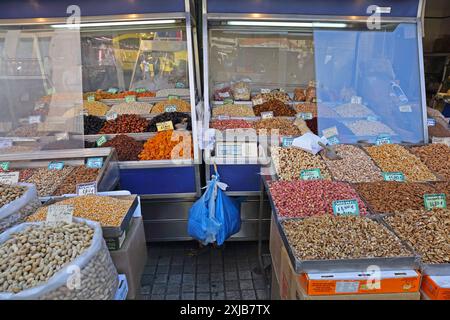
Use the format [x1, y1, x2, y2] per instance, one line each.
[0, 0, 202, 200]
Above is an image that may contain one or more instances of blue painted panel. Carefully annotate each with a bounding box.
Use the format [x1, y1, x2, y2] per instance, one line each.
[207, 0, 419, 17]
[120, 166, 197, 195]
[0, 0, 185, 19]
[211, 165, 261, 192]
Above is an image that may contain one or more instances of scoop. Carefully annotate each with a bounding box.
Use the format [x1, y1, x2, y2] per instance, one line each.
[318, 141, 342, 160]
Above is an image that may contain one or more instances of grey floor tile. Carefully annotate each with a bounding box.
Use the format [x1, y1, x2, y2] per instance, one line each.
[196, 293, 211, 300]
[143, 265, 156, 275]
[165, 294, 180, 300]
[196, 283, 210, 293]
[197, 264, 210, 273]
[154, 273, 168, 284]
[140, 285, 152, 295]
[152, 284, 166, 295]
[140, 274, 153, 285]
[241, 290, 257, 300]
[172, 256, 184, 265]
[182, 293, 195, 300]
[183, 274, 195, 283]
[238, 270, 252, 280]
[239, 279, 254, 290]
[167, 285, 181, 295]
[254, 279, 266, 290]
[211, 282, 224, 292]
[211, 292, 225, 300]
[225, 271, 238, 281]
[158, 257, 171, 265]
[170, 265, 183, 274]
[183, 264, 196, 274]
[211, 272, 224, 282]
[156, 265, 169, 274]
[169, 274, 182, 284]
[225, 291, 241, 300]
[196, 273, 209, 283]
[150, 295, 164, 300]
[211, 264, 224, 273]
[182, 284, 195, 293]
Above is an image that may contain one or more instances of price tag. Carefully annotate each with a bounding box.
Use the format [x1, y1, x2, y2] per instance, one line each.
[217, 115, 230, 120]
[86, 157, 104, 169]
[0, 172, 19, 184]
[168, 95, 180, 100]
[28, 115, 41, 124]
[135, 87, 147, 93]
[96, 135, 107, 147]
[55, 132, 69, 141]
[106, 112, 118, 121]
[87, 95, 95, 102]
[261, 111, 274, 119]
[375, 134, 392, 145]
[424, 194, 447, 210]
[156, 121, 174, 132]
[261, 88, 271, 94]
[175, 82, 185, 89]
[0, 162, 10, 171]
[427, 118, 436, 126]
[322, 126, 338, 138]
[218, 92, 230, 99]
[252, 98, 264, 106]
[34, 102, 46, 110]
[332, 199, 360, 216]
[0, 139, 13, 149]
[367, 115, 379, 122]
[107, 87, 119, 94]
[125, 95, 136, 103]
[382, 172, 405, 182]
[282, 137, 294, 147]
[296, 112, 313, 120]
[165, 105, 177, 113]
[46, 205, 74, 224]
[76, 182, 97, 196]
[48, 161, 64, 170]
[351, 96, 362, 104]
[399, 105, 412, 113]
[277, 88, 285, 93]
[300, 169, 322, 180]
[223, 98, 234, 105]
[327, 135, 340, 145]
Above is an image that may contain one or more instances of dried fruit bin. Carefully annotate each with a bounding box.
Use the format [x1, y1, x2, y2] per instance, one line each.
[275, 214, 420, 273]
[42, 195, 138, 238]
[378, 214, 450, 276]
[0, 147, 119, 201]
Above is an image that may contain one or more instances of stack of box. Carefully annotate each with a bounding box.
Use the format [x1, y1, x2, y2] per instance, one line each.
[421, 275, 450, 300]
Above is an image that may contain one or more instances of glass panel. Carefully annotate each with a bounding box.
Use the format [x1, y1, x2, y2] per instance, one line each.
[314, 23, 424, 143]
[80, 24, 189, 92]
[0, 25, 83, 154]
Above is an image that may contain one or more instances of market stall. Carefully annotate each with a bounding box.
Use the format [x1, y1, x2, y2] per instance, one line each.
[0, 0, 203, 241]
[202, 0, 449, 300]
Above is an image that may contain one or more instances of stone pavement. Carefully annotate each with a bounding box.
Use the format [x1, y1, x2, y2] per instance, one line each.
[140, 241, 271, 300]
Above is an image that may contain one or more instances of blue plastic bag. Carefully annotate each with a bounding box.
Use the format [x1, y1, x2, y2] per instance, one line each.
[188, 172, 241, 245]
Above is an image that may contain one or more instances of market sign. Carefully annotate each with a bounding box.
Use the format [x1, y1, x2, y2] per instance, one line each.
[382, 172, 405, 182]
[46, 204, 74, 224]
[261, 88, 271, 94]
[424, 194, 447, 210]
[427, 118, 436, 126]
[175, 82, 185, 88]
[86, 157, 104, 169]
[76, 182, 97, 196]
[282, 137, 294, 147]
[125, 95, 136, 103]
[165, 105, 177, 113]
[322, 126, 338, 138]
[107, 87, 119, 94]
[327, 135, 340, 145]
[252, 98, 264, 106]
[399, 105, 412, 113]
[0, 171, 19, 184]
[300, 169, 322, 181]
[87, 95, 95, 102]
[28, 115, 41, 124]
[332, 199, 360, 216]
[156, 121, 174, 132]
[168, 95, 180, 100]
[223, 98, 234, 105]
[217, 115, 230, 120]
[106, 112, 118, 121]
[375, 134, 391, 145]
[0, 139, 13, 149]
[135, 87, 147, 93]
[48, 161, 64, 170]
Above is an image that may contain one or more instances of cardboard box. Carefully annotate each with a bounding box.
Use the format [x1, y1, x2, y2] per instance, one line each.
[421, 275, 450, 300]
[298, 270, 421, 296]
[279, 247, 293, 300]
[110, 217, 147, 300]
[294, 283, 421, 300]
[269, 214, 282, 282]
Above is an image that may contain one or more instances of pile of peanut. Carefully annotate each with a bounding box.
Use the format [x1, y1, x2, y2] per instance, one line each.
[283, 215, 411, 260]
[410, 144, 450, 179]
[365, 144, 437, 182]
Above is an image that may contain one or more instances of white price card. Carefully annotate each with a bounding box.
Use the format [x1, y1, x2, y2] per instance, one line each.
[252, 98, 264, 106]
[28, 115, 41, 124]
[86, 157, 104, 169]
[322, 126, 339, 138]
[46, 204, 74, 224]
[76, 182, 97, 196]
[261, 111, 274, 119]
[0, 162, 10, 171]
[0, 172, 19, 184]
[261, 88, 271, 94]
[106, 112, 118, 121]
[0, 139, 13, 149]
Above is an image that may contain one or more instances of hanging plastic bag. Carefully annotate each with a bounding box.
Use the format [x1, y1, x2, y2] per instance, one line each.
[188, 169, 241, 245]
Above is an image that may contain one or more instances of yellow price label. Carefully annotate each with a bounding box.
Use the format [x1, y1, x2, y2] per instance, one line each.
[156, 121, 174, 132]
